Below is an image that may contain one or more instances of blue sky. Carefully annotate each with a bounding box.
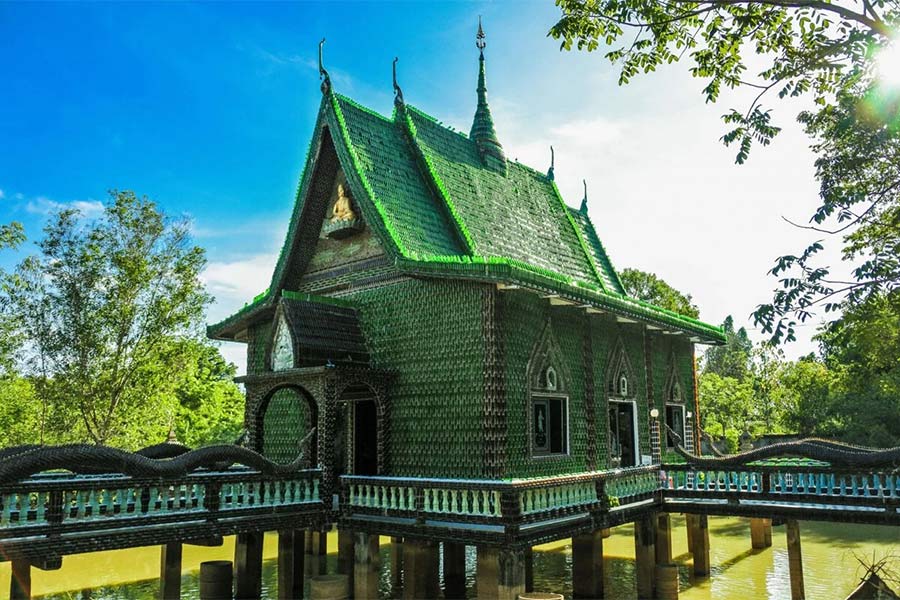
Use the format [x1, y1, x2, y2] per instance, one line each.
[0, 1, 832, 371]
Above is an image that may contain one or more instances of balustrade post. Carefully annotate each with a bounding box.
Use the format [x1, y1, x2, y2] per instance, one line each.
[47, 490, 64, 528]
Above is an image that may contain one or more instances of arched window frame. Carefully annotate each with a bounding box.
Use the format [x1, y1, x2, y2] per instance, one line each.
[663, 352, 688, 449]
[527, 322, 570, 458]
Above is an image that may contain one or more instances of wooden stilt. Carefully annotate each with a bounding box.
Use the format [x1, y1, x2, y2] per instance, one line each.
[572, 530, 604, 599]
[10, 560, 31, 600]
[390, 536, 403, 594]
[656, 513, 673, 565]
[278, 530, 304, 600]
[690, 514, 710, 577]
[524, 546, 534, 593]
[402, 538, 440, 600]
[306, 529, 328, 576]
[354, 532, 381, 600]
[476, 546, 525, 600]
[443, 542, 468, 599]
[338, 529, 354, 591]
[199, 560, 233, 600]
[634, 515, 657, 599]
[159, 542, 183, 600]
[786, 519, 805, 600]
[234, 531, 264, 600]
[750, 518, 773, 549]
[686, 514, 695, 553]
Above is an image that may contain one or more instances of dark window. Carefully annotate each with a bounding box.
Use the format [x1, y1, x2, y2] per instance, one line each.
[533, 396, 568, 455]
[665, 404, 685, 449]
[608, 401, 637, 467]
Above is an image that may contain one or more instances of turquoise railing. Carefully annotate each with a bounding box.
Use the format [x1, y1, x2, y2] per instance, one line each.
[661, 464, 900, 504]
[0, 468, 321, 531]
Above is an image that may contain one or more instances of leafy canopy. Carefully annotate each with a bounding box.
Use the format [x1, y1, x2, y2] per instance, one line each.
[5, 191, 213, 445]
[550, 0, 900, 344]
[620, 268, 701, 318]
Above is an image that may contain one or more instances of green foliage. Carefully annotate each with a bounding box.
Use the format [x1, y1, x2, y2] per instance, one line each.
[0, 375, 42, 446]
[698, 371, 756, 451]
[619, 268, 700, 318]
[4, 190, 213, 446]
[703, 316, 753, 380]
[549, 0, 900, 344]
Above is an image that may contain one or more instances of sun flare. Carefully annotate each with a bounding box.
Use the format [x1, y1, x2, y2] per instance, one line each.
[877, 41, 900, 87]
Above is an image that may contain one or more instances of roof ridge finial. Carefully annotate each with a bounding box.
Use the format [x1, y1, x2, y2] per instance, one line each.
[393, 57, 404, 107]
[580, 179, 589, 213]
[476, 15, 486, 57]
[318, 38, 331, 95]
[547, 146, 555, 181]
[470, 17, 506, 173]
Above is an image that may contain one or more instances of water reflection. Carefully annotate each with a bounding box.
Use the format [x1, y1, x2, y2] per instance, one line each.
[9, 516, 897, 600]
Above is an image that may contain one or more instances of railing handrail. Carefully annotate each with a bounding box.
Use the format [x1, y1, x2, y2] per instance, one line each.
[340, 464, 659, 490]
[661, 462, 899, 476]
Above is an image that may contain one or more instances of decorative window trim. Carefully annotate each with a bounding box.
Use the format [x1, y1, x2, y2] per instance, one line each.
[606, 337, 636, 399]
[664, 350, 686, 404]
[526, 320, 571, 459]
[269, 309, 295, 372]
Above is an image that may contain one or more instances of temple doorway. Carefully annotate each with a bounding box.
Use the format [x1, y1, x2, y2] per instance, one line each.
[608, 400, 638, 468]
[353, 400, 378, 475]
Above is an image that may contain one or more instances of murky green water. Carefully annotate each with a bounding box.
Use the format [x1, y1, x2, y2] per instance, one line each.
[2, 516, 897, 599]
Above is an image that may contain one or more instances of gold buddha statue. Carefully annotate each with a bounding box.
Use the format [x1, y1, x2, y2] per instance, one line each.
[330, 182, 356, 222]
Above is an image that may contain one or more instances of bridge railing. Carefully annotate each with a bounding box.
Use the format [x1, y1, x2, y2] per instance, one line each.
[660, 463, 900, 509]
[340, 465, 660, 525]
[0, 467, 323, 539]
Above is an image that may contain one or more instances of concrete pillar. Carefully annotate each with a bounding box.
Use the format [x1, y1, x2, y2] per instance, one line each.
[689, 514, 710, 577]
[524, 546, 534, 593]
[338, 529, 354, 590]
[278, 530, 305, 600]
[786, 519, 805, 600]
[159, 542, 183, 600]
[9, 560, 30, 600]
[685, 514, 695, 553]
[634, 515, 657, 599]
[234, 531, 264, 600]
[572, 530, 604, 599]
[443, 542, 467, 599]
[656, 513, 673, 565]
[655, 563, 679, 600]
[402, 538, 440, 600]
[306, 529, 328, 576]
[750, 518, 773, 549]
[353, 532, 381, 600]
[476, 546, 525, 600]
[199, 560, 233, 600]
[390, 537, 403, 594]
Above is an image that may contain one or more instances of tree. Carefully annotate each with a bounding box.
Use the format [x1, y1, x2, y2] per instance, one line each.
[550, 0, 900, 343]
[620, 268, 701, 318]
[698, 372, 756, 451]
[5, 191, 212, 446]
[703, 315, 753, 379]
[814, 290, 900, 445]
[777, 355, 841, 435]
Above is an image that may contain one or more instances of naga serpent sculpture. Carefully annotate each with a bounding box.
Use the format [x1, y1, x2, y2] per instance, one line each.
[0, 428, 317, 483]
[663, 423, 900, 468]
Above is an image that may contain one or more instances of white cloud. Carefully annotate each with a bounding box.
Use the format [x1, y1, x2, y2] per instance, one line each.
[25, 196, 104, 217]
[203, 252, 279, 377]
[0, 189, 5, 200]
[493, 90, 833, 359]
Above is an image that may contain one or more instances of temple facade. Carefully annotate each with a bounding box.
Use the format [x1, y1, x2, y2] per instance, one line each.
[207, 31, 724, 495]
